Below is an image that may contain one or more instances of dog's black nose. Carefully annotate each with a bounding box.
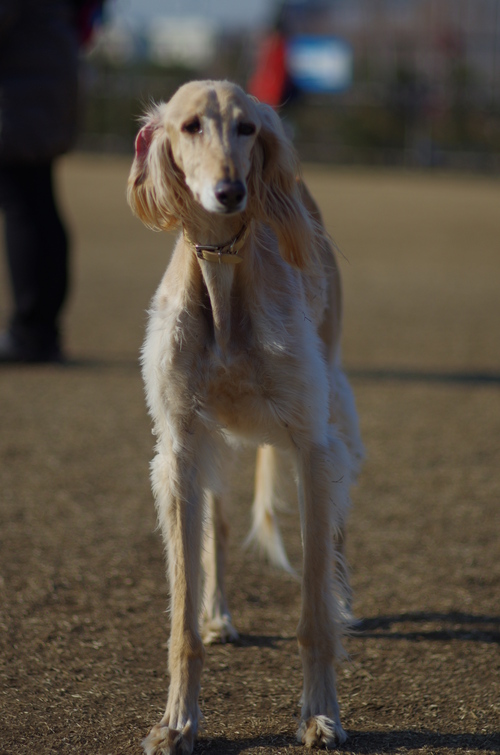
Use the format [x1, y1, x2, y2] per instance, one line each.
[215, 179, 246, 211]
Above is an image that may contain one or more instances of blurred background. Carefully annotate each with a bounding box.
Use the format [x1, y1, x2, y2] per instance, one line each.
[1, 5, 499, 751]
[81, 0, 500, 170]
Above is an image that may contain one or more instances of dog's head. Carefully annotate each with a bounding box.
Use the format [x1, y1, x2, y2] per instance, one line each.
[128, 79, 316, 268]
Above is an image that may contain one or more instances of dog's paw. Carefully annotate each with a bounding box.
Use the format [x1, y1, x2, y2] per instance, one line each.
[297, 715, 347, 749]
[142, 721, 195, 755]
[201, 615, 239, 645]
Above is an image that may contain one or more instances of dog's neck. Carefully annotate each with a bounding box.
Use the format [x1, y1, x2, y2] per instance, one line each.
[184, 214, 249, 356]
[199, 261, 235, 354]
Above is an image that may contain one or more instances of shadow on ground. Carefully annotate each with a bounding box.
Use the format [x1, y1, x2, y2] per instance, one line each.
[349, 369, 500, 386]
[355, 612, 500, 644]
[195, 731, 500, 754]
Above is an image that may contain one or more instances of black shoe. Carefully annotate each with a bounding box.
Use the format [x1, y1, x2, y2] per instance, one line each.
[0, 332, 65, 364]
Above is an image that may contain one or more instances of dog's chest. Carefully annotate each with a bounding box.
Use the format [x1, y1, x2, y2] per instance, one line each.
[202, 348, 267, 431]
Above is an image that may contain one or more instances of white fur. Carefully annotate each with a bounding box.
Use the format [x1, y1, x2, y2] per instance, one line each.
[128, 80, 364, 754]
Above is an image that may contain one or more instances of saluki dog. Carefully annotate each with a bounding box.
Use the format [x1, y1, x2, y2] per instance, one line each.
[128, 79, 364, 754]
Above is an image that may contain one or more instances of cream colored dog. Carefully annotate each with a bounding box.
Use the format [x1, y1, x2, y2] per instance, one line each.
[128, 79, 363, 754]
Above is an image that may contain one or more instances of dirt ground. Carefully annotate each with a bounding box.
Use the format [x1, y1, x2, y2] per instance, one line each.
[0, 156, 499, 755]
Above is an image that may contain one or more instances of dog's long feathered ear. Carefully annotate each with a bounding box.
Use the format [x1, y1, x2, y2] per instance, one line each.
[127, 104, 186, 231]
[248, 103, 318, 269]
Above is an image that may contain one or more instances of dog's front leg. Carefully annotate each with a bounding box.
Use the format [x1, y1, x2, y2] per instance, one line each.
[143, 451, 205, 755]
[294, 436, 351, 748]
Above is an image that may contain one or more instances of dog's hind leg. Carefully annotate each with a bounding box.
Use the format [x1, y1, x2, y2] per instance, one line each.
[330, 364, 364, 621]
[142, 450, 205, 755]
[333, 526, 354, 623]
[201, 490, 239, 645]
[294, 434, 351, 748]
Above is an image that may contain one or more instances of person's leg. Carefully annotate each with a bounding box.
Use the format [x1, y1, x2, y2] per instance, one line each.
[0, 161, 69, 361]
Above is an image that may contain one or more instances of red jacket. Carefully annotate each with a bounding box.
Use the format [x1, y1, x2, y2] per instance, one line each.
[248, 32, 288, 107]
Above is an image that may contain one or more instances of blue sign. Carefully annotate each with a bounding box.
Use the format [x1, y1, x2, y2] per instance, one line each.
[287, 35, 353, 93]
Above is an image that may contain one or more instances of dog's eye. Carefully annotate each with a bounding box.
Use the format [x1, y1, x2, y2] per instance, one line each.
[182, 117, 202, 135]
[237, 122, 256, 137]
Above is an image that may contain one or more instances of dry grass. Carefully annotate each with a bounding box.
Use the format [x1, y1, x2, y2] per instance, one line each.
[0, 156, 499, 754]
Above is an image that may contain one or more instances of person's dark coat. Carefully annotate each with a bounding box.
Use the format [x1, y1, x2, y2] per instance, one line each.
[0, 0, 79, 163]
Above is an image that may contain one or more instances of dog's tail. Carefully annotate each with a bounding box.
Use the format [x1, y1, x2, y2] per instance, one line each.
[245, 445, 296, 576]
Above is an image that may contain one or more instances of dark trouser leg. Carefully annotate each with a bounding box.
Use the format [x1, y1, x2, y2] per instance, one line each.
[0, 162, 69, 358]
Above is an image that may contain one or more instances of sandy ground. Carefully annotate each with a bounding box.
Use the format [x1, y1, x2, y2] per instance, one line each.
[0, 156, 499, 754]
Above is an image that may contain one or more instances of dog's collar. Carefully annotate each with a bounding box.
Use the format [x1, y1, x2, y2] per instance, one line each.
[185, 224, 249, 264]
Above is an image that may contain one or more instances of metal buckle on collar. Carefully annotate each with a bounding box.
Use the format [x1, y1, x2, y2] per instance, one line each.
[191, 225, 248, 264]
[195, 246, 243, 264]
